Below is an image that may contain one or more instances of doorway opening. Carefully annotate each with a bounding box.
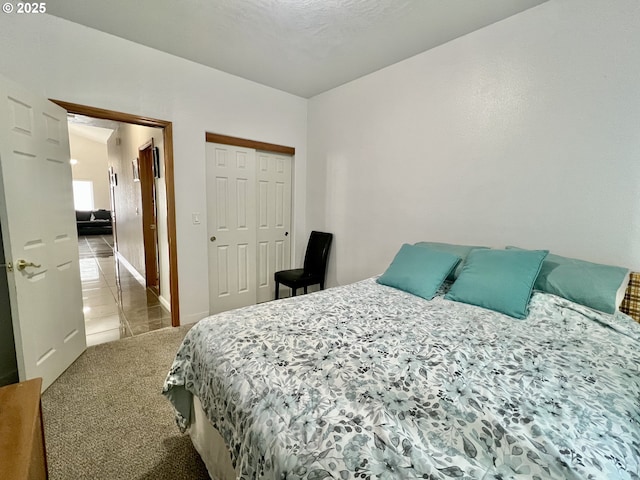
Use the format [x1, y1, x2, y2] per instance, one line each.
[53, 100, 180, 330]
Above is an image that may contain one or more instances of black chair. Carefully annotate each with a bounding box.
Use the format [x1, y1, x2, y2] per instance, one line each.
[274, 231, 333, 299]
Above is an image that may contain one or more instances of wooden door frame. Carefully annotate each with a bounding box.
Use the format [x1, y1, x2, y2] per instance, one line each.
[205, 132, 295, 155]
[52, 100, 180, 327]
[138, 139, 160, 296]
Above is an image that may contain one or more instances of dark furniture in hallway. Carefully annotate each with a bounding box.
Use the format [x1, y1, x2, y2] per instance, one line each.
[76, 210, 113, 236]
[274, 231, 333, 299]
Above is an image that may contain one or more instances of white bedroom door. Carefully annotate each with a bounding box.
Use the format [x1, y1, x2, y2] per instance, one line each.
[256, 152, 292, 303]
[0, 74, 86, 391]
[206, 143, 258, 314]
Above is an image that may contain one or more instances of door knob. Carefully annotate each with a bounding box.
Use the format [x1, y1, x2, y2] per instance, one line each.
[16, 259, 41, 271]
[210, 236, 216, 242]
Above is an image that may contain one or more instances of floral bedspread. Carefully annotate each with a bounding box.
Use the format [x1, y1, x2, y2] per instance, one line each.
[163, 278, 640, 479]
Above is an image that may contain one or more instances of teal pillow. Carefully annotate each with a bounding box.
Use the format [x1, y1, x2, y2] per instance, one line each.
[445, 248, 548, 319]
[507, 248, 629, 314]
[377, 244, 461, 300]
[414, 241, 488, 280]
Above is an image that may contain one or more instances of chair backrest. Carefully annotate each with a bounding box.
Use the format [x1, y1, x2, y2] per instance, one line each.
[303, 231, 333, 277]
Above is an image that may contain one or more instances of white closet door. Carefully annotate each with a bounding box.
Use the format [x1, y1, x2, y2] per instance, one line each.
[206, 143, 257, 314]
[256, 152, 292, 303]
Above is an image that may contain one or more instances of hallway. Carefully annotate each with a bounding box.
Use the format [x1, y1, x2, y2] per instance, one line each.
[78, 235, 171, 346]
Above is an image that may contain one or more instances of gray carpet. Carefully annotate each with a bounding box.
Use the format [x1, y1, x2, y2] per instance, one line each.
[41, 326, 211, 480]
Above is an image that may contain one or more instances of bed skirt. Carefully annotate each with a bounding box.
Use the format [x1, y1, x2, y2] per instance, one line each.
[190, 395, 237, 480]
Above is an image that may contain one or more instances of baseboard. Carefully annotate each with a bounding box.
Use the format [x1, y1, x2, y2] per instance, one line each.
[180, 311, 210, 325]
[115, 252, 146, 287]
[158, 294, 171, 312]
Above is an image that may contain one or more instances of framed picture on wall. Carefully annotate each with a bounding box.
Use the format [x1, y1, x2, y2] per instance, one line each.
[132, 158, 140, 182]
[152, 146, 161, 178]
[108, 166, 117, 187]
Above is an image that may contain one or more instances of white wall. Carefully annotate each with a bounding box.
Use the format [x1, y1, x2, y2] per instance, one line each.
[109, 123, 171, 309]
[69, 133, 110, 210]
[109, 124, 145, 279]
[308, 0, 640, 286]
[0, 14, 307, 324]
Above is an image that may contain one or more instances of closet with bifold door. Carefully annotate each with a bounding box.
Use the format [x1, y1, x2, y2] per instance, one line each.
[205, 139, 293, 314]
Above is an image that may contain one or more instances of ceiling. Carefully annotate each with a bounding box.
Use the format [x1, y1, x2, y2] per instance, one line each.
[67, 115, 118, 143]
[47, 0, 547, 98]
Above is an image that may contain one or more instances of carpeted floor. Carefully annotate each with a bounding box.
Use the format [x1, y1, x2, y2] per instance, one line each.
[41, 325, 211, 480]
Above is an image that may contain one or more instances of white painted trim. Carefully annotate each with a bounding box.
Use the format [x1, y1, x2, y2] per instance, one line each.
[115, 251, 146, 287]
[158, 294, 171, 312]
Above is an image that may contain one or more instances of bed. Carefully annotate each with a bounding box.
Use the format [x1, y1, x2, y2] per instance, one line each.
[163, 245, 640, 480]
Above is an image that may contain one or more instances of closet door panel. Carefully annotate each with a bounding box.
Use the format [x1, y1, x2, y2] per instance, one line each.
[206, 144, 257, 314]
[256, 152, 292, 303]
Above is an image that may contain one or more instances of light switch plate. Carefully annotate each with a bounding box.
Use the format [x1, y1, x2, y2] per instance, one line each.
[192, 213, 201, 225]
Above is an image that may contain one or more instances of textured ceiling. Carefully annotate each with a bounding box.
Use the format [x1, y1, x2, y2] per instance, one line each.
[47, 0, 547, 98]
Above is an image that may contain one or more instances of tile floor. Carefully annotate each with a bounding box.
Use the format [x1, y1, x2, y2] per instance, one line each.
[78, 235, 172, 347]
